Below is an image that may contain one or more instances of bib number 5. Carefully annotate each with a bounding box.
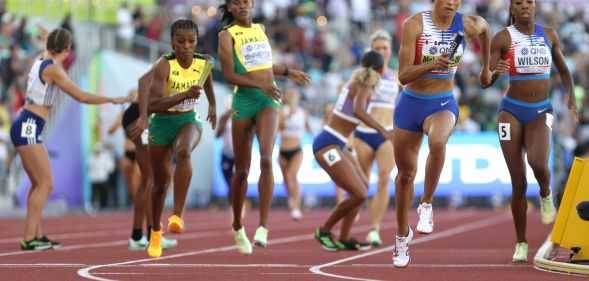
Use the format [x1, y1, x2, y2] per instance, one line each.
[498, 123, 510, 141]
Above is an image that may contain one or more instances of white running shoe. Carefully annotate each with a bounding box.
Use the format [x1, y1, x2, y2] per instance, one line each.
[233, 227, 252, 255]
[291, 209, 303, 221]
[540, 192, 557, 225]
[416, 202, 434, 234]
[128, 236, 149, 251]
[253, 226, 268, 248]
[393, 227, 414, 268]
[366, 228, 382, 247]
[512, 242, 528, 262]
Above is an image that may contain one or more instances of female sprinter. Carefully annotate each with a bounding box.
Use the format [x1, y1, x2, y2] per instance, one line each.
[313, 51, 392, 252]
[393, 0, 492, 267]
[147, 19, 217, 258]
[10, 28, 128, 250]
[486, 0, 577, 262]
[352, 30, 400, 247]
[217, 0, 310, 255]
[278, 87, 311, 221]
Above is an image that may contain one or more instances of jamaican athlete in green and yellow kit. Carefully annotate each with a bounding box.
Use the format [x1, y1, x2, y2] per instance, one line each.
[149, 52, 210, 145]
[225, 23, 278, 120]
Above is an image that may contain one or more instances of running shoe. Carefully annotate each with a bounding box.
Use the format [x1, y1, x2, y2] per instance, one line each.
[416, 202, 434, 234]
[315, 228, 338, 251]
[512, 242, 528, 262]
[366, 228, 382, 247]
[161, 236, 178, 250]
[128, 236, 148, 251]
[336, 238, 372, 251]
[291, 209, 303, 221]
[39, 235, 61, 249]
[540, 192, 557, 225]
[20, 239, 52, 251]
[233, 227, 252, 255]
[253, 226, 268, 248]
[167, 215, 184, 233]
[148, 229, 163, 258]
[393, 227, 414, 268]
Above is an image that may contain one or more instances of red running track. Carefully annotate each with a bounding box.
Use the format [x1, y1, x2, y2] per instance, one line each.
[0, 208, 584, 281]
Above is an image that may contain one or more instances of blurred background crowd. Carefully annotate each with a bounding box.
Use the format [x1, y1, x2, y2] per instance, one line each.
[0, 0, 588, 210]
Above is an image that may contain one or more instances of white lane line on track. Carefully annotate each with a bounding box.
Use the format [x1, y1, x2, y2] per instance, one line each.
[0, 263, 86, 267]
[308, 214, 511, 281]
[76, 211, 480, 281]
[351, 263, 530, 268]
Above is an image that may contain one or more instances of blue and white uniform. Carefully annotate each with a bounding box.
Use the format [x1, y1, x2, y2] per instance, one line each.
[498, 24, 553, 126]
[354, 69, 398, 151]
[313, 84, 365, 154]
[10, 57, 56, 147]
[394, 11, 463, 132]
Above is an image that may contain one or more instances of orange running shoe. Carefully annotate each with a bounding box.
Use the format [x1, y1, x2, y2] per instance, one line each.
[148, 229, 163, 258]
[167, 215, 184, 233]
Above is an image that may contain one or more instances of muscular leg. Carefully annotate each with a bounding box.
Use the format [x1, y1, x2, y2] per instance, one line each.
[421, 111, 455, 204]
[373, 141, 395, 230]
[231, 118, 255, 230]
[498, 111, 527, 243]
[149, 145, 173, 231]
[254, 106, 280, 227]
[171, 123, 202, 217]
[524, 114, 553, 197]
[18, 145, 53, 241]
[126, 124, 152, 231]
[315, 147, 367, 233]
[394, 128, 423, 237]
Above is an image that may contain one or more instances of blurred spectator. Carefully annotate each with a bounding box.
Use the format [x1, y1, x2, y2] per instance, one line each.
[116, 2, 134, 52]
[60, 13, 76, 71]
[88, 142, 116, 209]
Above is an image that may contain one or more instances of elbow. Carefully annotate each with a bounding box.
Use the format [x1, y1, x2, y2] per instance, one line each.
[398, 72, 410, 85]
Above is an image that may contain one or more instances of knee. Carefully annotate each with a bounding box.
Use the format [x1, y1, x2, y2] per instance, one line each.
[259, 155, 273, 171]
[175, 148, 192, 164]
[377, 170, 392, 187]
[510, 172, 527, 189]
[349, 187, 367, 203]
[529, 161, 549, 178]
[396, 171, 416, 186]
[234, 167, 249, 182]
[428, 140, 446, 156]
[38, 181, 54, 194]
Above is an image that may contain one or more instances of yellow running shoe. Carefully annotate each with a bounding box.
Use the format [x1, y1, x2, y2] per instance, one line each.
[512, 242, 528, 262]
[233, 227, 252, 255]
[148, 229, 163, 258]
[167, 215, 184, 233]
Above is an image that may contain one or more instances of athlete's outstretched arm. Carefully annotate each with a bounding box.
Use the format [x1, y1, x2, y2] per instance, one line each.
[148, 57, 201, 113]
[218, 30, 280, 100]
[397, 15, 451, 85]
[485, 29, 510, 88]
[203, 73, 217, 129]
[546, 26, 578, 123]
[272, 64, 310, 84]
[216, 110, 231, 138]
[45, 65, 127, 104]
[464, 15, 492, 86]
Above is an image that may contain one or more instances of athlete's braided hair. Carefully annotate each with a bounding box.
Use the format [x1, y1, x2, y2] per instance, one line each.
[350, 51, 383, 88]
[46, 28, 72, 55]
[170, 19, 199, 38]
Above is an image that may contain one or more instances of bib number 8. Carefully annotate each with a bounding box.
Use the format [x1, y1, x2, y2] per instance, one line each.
[21, 122, 37, 138]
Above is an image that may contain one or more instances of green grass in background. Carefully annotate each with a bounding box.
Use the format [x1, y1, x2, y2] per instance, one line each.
[6, 0, 154, 25]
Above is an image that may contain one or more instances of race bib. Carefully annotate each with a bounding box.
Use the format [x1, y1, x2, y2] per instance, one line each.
[322, 148, 342, 167]
[240, 41, 273, 69]
[498, 122, 511, 141]
[21, 122, 37, 138]
[514, 45, 551, 74]
[170, 93, 198, 111]
[141, 129, 149, 145]
[421, 42, 463, 74]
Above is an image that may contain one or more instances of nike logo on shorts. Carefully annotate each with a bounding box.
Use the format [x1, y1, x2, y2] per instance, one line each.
[440, 101, 449, 106]
[538, 108, 547, 114]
